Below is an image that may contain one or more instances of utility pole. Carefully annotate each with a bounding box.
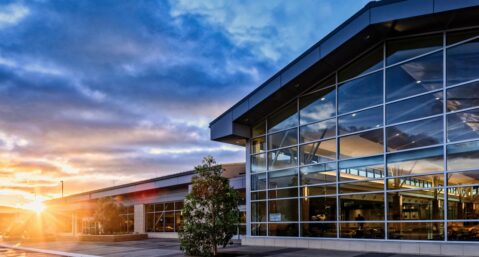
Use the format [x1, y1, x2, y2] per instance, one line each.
[61, 180, 64, 198]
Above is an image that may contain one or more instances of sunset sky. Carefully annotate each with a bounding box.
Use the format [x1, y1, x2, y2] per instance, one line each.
[0, 0, 369, 207]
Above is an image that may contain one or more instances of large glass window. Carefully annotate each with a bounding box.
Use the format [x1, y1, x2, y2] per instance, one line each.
[268, 102, 298, 133]
[340, 222, 384, 239]
[251, 153, 266, 173]
[386, 117, 443, 151]
[447, 108, 479, 142]
[447, 140, 479, 171]
[268, 168, 298, 189]
[268, 199, 298, 222]
[251, 136, 266, 154]
[339, 155, 384, 182]
[386, 34, 442, 65]
[301, 223, 337, 238]
[300, 139, 336, 165]
[388, 174, 444, 190]
[300, 162, 336, 185]
[144, 201, 183, 233]
[338, 71, 383, 114]
[388, 222, 444, 240]
[447, 186, 479, 220]
[386, 92, 443, 125]
[268, 223, 298, 237]
[251, 173, 266, 191]
[301, 184, 336, 197]
[448, 171, 479, 186]
[338, 106, 382, 135]
[251, 201, 266, 222]
[387, 147, 443, 176]
[339, 180, 384, 194]
[386, 52, 443, 101]
[300, 119, 335, 143]
[448, 222, 479, 241]
[268, 146, 298, 171]
[338, 46, 383, 82]
[388, 189, 444, 220]
[447, 38, 479, 86]
[446, 81, 479, 112]
[300, 86, 336, 124]
[339, 129, 384, 159]
[268, 128, 297, 150]
[339, 193, 385, 221]
[301, 196, 337, 221]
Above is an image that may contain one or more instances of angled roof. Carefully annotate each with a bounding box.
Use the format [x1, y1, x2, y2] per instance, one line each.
[210, 0, 479, 145]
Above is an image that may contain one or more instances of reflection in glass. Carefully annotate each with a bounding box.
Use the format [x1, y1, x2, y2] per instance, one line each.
[338, 46, 383, 82]
[387, 147, 443, 176]
[387, 34, 442, 65]
[268, 168, 298, 189]
[388, 222, 444, 240]
[339, 155, 384, 181]
[448, 171, 479, 186]
[301, 197, 337, 222]
[268, 146, 298, 171]
[268, 102, 298, 133]
[447, 28, 479, 45]
[268, 223, 298, 237]
[447, 38, 479, 86]
[340, 223, 384, 239]
[447, 108, 479, 142]
[300, 86, 336, 124]
[165, 212, 174, 232]
[252, 120, 266, 137]
[268, 188, 298, 199]
[388, 190, 444, 220]
[268, 128, 297, 150]
[447, 140, 479, 171]
[339, 129, 384, 159]
[251, 136, 266, 154]
[251, 191, 266, 200]
[251, 153, 266, 173]
[338, 107, 383, 135]
[340, 193, 384, 221]
[338, 71, 383, 114]
[251, 201, 266, 222]
[300, 139, 336, 165]
[268, 199, 298, 222]
[386, 92, 443, 125]
[388, 174, 444, 190]
[300, 119, 336, 143]
[386, 52, 443, 101]
[448, 222, 479, 241]
[446, 81, 479, 112]
[447, 186, 479, 220]
[251, 173, 266, 191]
[339, 180, 384, 194]
[301, 223, 337, 238]
[387, 117, 443, 151]
[251, 224, 267, 236]
[300, 162, 336, 185]
[301, 184, 336, 197]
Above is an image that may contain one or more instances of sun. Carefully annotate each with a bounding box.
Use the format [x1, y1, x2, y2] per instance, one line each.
[24, 200, 46, 214]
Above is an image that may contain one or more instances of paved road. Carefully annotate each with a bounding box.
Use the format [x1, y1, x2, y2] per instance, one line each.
[0, 247, 61, 256]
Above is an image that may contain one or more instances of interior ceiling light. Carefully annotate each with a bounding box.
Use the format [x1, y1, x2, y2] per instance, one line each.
[416, 80, 422, 84]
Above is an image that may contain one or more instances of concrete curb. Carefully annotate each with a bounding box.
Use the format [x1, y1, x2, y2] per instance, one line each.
[0, 243, 101, 257]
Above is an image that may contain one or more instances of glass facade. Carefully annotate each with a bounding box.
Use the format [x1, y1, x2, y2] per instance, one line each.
[249, 29, 479, 241]
[145, 201, 183, 233]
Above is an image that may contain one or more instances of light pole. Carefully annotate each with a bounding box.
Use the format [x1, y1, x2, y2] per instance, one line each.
[61, 180, 64, 199]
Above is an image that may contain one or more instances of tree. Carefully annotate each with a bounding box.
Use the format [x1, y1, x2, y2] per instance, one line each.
[93, 197, 123, 235]
[179, 156, 240, 257]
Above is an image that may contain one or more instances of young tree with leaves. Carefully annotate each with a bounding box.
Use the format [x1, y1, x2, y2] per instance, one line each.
[179, 156, 240, 257]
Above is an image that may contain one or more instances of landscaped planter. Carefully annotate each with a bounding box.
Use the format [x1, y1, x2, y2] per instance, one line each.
[78, 233, 148, 242]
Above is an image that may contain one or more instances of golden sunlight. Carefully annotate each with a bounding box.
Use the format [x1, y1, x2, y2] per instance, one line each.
[23, 200, 46, 214]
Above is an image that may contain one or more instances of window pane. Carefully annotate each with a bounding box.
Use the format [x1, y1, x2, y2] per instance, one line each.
[386, 92, 443, 125]
[387, 34, 442, 65]
[388, 222, 444, 240]
[300, 87, 336, 124]
[339, 129, 384, 159]
[268, 146, 298, 171]
[339, 107, 382, 135]
[300, 162, 337, 185]
[268, 128, 297, 150]
[268, 168, 298, 189]
[251, 201, 266, 222]
[447, 38, 479, 86]
[388, 189, 444, 220]
[387, 117, 443, 152]
[251, 153, 266, 173]
[252, 120, 266, 137]
[268, 199, 298, 222]
[447, 140, 479, 171]
[340, 193, 385, 221]
[301, 184, 336, 197]
[300, 139, 336, 165]
[165, 212, 175, 232]
[386, 52, 443, 101]
[387, 147, 443, 176]
[251, 136, 266, 154]
[175, 211, 182, 232]
[447, 28, 479, 45]
[447, 108, 479, 142]
[448, 171, 479, 186]
[388, 174, 444, 190]
[268, 188, 298, 199]
[301, 196, 337, 221]
[251, 173, 266, 191]
[268, 223, 298, 237]
[448, 186, 479, 220]
[301, 223, 337, 238]
[339, 155, 385, 182]
[145, 213, 154, 232]
[448, 222, 479, 241]
[155, 203, 164, 212]
[251, 224, 267, 236]
[339, 180, 384, 194]
[338, 46, 383, 82]
[340, 223, 385, 239]
[165, 202, 174, 211]
[338, 71, 383, 114]
[251, 191, 266, 200]
[268, 102, 298, 133]
[305, 76, 335, 94]
[300, 119, 336, 143]
[446, 81, 479, 112]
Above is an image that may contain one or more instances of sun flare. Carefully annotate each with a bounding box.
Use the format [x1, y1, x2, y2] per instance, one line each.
[23, 200, 46, 214]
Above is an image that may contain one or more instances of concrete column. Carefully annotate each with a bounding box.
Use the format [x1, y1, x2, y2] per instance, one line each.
[134, 204, 145, 234]
[72, 212, 78, 236]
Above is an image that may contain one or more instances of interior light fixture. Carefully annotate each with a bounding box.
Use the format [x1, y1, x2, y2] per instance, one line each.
[320, 97, 326, 101]
[351, 113, 357, 117]
[416, 80, 422, 84]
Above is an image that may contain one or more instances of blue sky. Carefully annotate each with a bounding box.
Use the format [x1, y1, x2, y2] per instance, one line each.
[0, 0, 369, 206]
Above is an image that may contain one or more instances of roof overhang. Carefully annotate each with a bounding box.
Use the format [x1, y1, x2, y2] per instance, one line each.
[210, 0, 479, 145]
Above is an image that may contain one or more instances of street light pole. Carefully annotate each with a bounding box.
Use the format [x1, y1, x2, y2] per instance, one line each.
[61, 180, 64, 198]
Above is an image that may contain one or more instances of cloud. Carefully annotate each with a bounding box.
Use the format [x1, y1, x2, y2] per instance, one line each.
[0, 3, 29, 29]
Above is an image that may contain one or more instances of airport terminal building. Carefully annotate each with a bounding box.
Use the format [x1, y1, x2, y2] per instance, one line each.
[210, 0, 479, 254]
